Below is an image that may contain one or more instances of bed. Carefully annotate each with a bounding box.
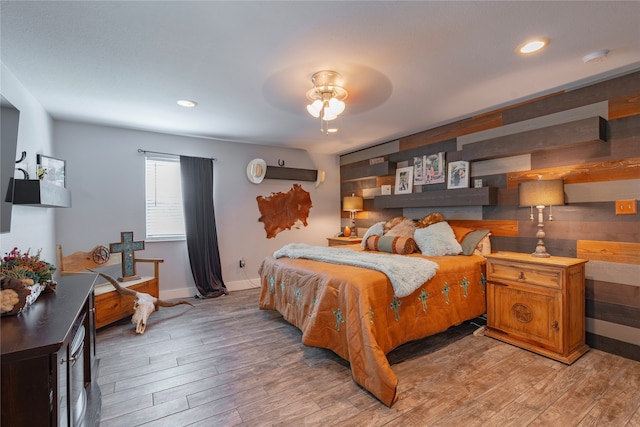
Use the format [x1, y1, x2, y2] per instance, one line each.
[258, 220, 488, 406]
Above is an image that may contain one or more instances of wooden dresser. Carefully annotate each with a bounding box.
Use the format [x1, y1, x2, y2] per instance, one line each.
[1, 275, 101, 426]
[485, 251, 589, 364]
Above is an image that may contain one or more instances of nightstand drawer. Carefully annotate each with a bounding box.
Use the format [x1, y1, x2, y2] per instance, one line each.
[487, 260, 562, 289]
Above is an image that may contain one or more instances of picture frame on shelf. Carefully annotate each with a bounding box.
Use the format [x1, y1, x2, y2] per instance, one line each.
[36, 154, 66, 188]
[447, 161, 469, 189]
[414, 152, 445, 185]
[395, 166, 413, 194]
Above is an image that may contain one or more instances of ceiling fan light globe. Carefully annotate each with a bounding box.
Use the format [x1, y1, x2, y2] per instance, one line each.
[328, 98, 345, 115]
[323, 109, 337, 121]
[307, 103, 321, 118]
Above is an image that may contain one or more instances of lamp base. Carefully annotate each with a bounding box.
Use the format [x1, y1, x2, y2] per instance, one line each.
[531, 251, 551, 258]
[531, 222, 551, 257]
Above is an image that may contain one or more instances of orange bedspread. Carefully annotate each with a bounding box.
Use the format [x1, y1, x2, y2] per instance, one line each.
[258, 246, 487, 406]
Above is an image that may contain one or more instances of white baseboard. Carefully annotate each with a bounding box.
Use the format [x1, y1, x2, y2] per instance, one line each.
[159, 278, 260, 300]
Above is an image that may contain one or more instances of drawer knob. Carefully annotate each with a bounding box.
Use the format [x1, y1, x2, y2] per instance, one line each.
[518, 271, 525, 281]
[551, 321, 559, 331]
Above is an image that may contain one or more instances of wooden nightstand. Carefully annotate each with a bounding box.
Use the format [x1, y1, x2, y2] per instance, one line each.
[485, 251, 589, 364]
[327, 236, 362, 247]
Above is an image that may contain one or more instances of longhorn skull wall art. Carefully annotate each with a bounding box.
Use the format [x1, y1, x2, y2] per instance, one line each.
[98, 273, 194, 334]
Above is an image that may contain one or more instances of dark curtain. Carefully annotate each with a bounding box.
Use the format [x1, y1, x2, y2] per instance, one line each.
[180, 155, 228, 298]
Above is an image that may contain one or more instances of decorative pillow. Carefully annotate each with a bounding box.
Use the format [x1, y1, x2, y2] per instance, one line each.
[416, 212, 445, 228]
[385, 217, 416, 237]
[413, 221, 462, 256]
[383, 216, 406, 234]
[360, 221, 385, 247]
[450, 225, 475, 243]
[475, 233, 492, 256]
[461, 229, 491, 255]
[366, 235, 417, 254]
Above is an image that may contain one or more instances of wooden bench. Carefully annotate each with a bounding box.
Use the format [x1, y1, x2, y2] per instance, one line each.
[57, 244, 163, 329]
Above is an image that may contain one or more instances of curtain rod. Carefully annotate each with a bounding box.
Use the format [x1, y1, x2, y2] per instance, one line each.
[137, 148, 217, 161]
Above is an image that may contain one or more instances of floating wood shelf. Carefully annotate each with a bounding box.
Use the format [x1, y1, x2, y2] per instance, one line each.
[374, 187, 497, 209]
[8, 179, 71, 207]
[462, 116, 607, 162]
[264, 166, 317, 182]
[342, 161, 396, 182]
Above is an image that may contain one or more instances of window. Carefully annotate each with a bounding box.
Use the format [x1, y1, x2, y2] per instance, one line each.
[145, 155, 186, 240]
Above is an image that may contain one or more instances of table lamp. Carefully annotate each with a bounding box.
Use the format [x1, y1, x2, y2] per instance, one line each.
[342, 193, 363, 237]
[519, 179, 565, 258]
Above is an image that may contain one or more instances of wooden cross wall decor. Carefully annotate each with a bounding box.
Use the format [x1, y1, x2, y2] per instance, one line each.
[109, 231, 144, 282]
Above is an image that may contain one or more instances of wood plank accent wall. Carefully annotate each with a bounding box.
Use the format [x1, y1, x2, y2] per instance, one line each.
[577, 240, 640, 361]
[506, 157, 640, 189]
[340, 69, 640, 361]
[609, 93, 640, 120]
[399, 111, 502, 150]
[577, 240, 640, 265]
[501, 72, 640, 123]
[462, 116, 607, 161]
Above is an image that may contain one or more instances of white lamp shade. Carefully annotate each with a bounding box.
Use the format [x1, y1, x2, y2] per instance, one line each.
[328, 98, 345, 115]
[323, 107, 337, 121]
[519, 179, 565, 206]
[306, 99, 322, 118]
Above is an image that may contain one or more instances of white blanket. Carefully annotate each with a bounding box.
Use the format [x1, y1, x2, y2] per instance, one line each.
[273, 243, 439, 297]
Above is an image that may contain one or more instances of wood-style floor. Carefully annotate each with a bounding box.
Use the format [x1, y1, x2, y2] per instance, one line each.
[96, 288, 640, 426]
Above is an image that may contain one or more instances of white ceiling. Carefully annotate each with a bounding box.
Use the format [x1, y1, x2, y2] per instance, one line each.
[1, 1, 639, 155]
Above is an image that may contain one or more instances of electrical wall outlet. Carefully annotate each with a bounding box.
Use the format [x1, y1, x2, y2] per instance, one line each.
[615, 199, 637, 215]
[239, 258, 246, 268]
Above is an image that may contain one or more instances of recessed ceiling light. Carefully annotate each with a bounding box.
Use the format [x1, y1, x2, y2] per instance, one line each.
[518, 39, 548, 54]
[177, 99, 198, 108]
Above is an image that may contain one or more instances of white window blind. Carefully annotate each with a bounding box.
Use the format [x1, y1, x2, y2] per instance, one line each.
[145, 155, 186, 240]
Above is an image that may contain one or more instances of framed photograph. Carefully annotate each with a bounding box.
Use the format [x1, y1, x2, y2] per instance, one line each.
[414, 152, 445, 185]
[447, 161, 469, 189]
[395, 166, 413, 194]
[37, 154, 66, 188]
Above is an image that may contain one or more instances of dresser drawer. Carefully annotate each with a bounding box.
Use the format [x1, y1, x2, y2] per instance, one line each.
[487, 260, 563, 289]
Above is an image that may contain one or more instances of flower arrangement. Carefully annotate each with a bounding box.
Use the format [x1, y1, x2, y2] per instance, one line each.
[1, 247, 56, 286]
[1, 247, 57, 316]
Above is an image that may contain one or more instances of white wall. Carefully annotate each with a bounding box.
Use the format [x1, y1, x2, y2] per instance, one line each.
[54, 121, 340, 298]
[0, 64, 57, 262]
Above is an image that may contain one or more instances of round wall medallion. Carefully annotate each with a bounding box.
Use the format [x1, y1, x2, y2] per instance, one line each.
[512, 303, 533, 323]
[92, 245, 111, 264]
